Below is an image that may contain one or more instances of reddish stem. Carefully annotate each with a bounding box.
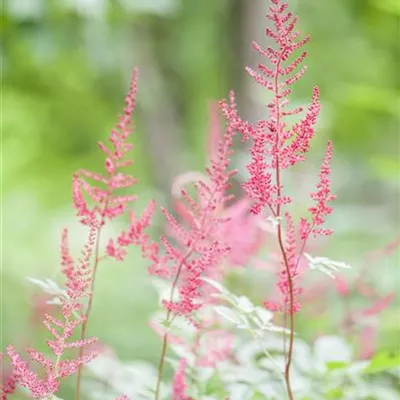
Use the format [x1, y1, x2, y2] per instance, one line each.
[273, 50, 295, 400]
[154, 249, 193, 400]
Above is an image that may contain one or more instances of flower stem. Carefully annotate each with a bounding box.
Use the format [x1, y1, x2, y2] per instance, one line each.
[277, 223, 295, 400]
[75, 214, 105, 400]
[273, 50, 295, 399]
[154, 190, 218, 400]
[154, 329, 169, 400]
[154, 249, 193, 400]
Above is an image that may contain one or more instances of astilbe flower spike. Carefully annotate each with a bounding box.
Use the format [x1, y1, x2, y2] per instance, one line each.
[148, 93, 238, 400]
[222, 1, 336, 399]
[171, 103, 263, 270]
[147, 92, 238, 320]
[6, 229, 99, 399]
[6, 70, 148, 400]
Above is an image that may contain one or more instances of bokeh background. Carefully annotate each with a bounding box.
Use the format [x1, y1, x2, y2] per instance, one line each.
[1, 0, 399, 398]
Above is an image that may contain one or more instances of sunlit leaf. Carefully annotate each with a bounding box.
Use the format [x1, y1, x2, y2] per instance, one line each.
[363, 351, 400, 374]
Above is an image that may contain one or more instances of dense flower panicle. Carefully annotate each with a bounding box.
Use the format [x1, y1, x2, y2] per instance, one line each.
[171, 103, 262, 272]
[73, 70, 139, 228]
[300, 141, 336, 240]
[6, 346, 58, 398]
[222, 0, 322, 214]
[309, 140, 335, 229]
[6, 70, 144, 398]
[172, 359, 193, 400]
[6, 312, 98, 399]
[6, 241, 99, 399]
[144, 93, 238, 320]
[63, 223, 98, 302]
[169, 194, 262, 290]
[222, 0, 336, 320]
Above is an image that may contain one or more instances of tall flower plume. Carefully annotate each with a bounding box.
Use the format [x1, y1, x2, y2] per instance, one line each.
[146, 92, 238, 320]
[221, 1, 336, 398]
[6, 70, 147, 399]
[151, 93, 238, 400]
[222, 0, 337, 312]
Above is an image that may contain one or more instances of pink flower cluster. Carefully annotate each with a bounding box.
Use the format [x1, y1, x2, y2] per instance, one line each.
[2, 1, 356, 399]
[6, 226, 100, 398]
[143, 93, 239, 321]
[222, 0, 335, 315]
[5, 71, 144, 399]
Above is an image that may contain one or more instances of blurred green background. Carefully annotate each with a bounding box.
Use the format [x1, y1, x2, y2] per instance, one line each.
[1, 0, 399, 398]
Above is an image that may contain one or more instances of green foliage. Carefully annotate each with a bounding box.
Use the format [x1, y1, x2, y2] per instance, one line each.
[363, 351, 400, 374]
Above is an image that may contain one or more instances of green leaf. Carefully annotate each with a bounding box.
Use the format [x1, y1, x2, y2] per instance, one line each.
[326, 361, 349, 371]
[204, 373, 226, 396]
[326, 388, 344, 399]
[363, 351, 400, 374]
[250, 392, 268, 400]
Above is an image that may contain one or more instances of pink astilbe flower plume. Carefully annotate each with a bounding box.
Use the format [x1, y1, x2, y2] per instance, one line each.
[73, 70, 139, 228]
[146, 92, 238, 320]
[222, 1, 325, 216]
[151, 93, 238, 400]
[170, 103, 263, 271]
[6, 232, 99, 398]
[6, 70, 148, 400]
[299, 140, 336, 240]
[223, 0, 337, 313]
[221, 1, 337, 398]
